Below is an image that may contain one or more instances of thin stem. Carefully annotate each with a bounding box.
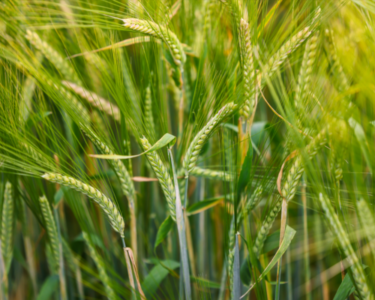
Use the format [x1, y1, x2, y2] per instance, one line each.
[122, 238, 136, 300]
[168, 148, 192, 300]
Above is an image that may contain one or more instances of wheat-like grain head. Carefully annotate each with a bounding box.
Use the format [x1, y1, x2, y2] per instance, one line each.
[183, 102, 236, 173]
[140, 136, 176, 220]
[83, 232, 118, 300]
[25, 30, 82, 84]
[39, 196, 60, 269]
[62, 81, 121, 123]
[239, 18, 255, 119]
[42, 173, 125, 237]
[122, 18, 186, 65]
[319, 194, 371, 300]
[1, 182, 14, 272]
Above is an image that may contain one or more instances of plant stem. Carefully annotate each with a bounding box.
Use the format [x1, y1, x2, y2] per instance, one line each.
[168, 148, 192, 300]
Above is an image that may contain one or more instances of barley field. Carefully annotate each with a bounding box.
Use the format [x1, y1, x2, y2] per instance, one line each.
[0, 0, 375, 299]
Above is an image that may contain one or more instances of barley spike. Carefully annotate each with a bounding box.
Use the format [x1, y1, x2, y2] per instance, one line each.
[140, 136, 176, 220]
[41, 173, 125, 237]
[1, 182, 14, 272]
[183, 102, 236, 173]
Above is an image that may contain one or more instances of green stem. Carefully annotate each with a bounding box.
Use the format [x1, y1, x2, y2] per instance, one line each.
[168, 148, 192, 300]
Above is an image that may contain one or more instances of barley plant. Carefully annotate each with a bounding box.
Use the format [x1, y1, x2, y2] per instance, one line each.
[1, 0, 375, 299]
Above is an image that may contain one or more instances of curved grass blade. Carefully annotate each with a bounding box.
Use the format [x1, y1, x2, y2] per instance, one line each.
[241, 225, 296, 298]
[90, 133, 176, 160]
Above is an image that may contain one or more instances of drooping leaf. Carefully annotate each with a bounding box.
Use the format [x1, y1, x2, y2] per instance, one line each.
[237, 136, 253, 203]
[142, 260, 180, 298]
[191, 277, 221, 289]
[90, 133, 176, 159]
[154, 216, 174, 249]
[26, 111, 52, 129]
[186, 197, 224, 216]
[241, 225, 296, 298]
[333, 273, 355, 300]
[36, 275, 59, 300]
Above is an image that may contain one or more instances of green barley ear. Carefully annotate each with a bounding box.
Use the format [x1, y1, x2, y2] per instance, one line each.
[357, 200, 375, 262]
[41, 173, 125, 237]
[25, 30, 82, 84]
[39, 196, 60, 268]
[140, 136, 176, 220]
[62, 81, 121, 123]
[325, 29, 349, 92]
[218, 0, 241, 27]
[183, 102, 236, 173]
[81, 126, 138, 254]
[122, 18, 186, 65]
[1, 182, 14, 272]
[318, 194, 372, 300]
[239, 18, 255, 119]
[81, 127, 135, 200]
[82, 232, 118, 300]
[190, 166, 234, 182]
[243, 185, 263, 215]
[253, 127, 327, 257]
[144, 86, 156, 137]
[39, 195, 68, 300]
[295, 33, 319, 114]
[262, 8, 321, 86]
[46, 80, 90, 124]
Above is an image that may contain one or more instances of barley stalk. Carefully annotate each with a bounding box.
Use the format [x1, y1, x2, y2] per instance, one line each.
[42, 173, 125, 237]
[62, 81, 121, 122]
[1, 182, 14, 272]
[183, 102, 236, 173]
[140, 136, 176, 220]
[122, 18, 186, 65]
[83, 232, 119, 300]
[25, 30, 82, 84]
[239, 18, 255, 119]
[318, 194, 371, 300]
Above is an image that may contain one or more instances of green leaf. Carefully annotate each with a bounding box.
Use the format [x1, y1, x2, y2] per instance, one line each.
[142, 260, 180, 298]
[154, 216, 174, 249]
[251, 122, 268, 147]
[237, 137, 253, 202]
[90, 133, 176, 160]
[186, 197, 223, 216]
[26, 111, 52, 130]
[222, 123, 238, 132]
[241, 225, 296, 298]
[191, 277, 221, 289]
[262, 230, 281, 254]
[36, 275, 59, 300]
[333, 273, 355, 300]
[54, 188, 65, 205]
